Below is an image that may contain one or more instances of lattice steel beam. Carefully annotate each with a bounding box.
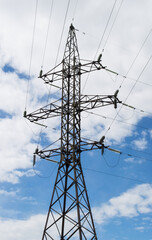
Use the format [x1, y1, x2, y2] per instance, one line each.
[25, 24, 122, 240]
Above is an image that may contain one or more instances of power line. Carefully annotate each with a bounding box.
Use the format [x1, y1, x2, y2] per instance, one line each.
[54, 0, 71, 66]
[120, 55, 152, 112]
[42, 0, 71, 100]
[81, 136, 152, 164]
[40, 0, 71, 104]
[103, 154, 120, 168]
[101, 27, 152, 105]
[102, 0, 124, 51]
[118, 28, 152, 90]
[36, 0, 71, 149]
[122, 146, 152, 158]
[43, 0, 71, 104]
[42, 137, 61, 151]
[124, 55, 152, 101]
[82, 0, 118, 92]
[94, 0, 118, 59]
[81, 57, 152, 88]
[41, 0, 54, 68]
[25, 0, 38, 110]
[84, 167, 146, 183]
[33, 162, 57, 179]
[99, 28, 152, 137]
[24, 118, 39, 137]
[117, 73, 152, 88]
[84, 110, 151, 133]
[120, 150, 152, 163]
[104, 55, 152, 136]
[121, 102, 152, 116]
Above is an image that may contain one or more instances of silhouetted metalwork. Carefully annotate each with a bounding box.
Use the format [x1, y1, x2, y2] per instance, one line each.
[25, 24, 121, 240]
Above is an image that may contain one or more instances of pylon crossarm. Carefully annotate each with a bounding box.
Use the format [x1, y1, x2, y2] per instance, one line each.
[80, 139, 121, 155]
[80, 60, 106, 74]
[80, 94, 121, 111]
[41, 71, 63, 85]
[80, 139, 104, 152]
[24, 99, 62, 122]
[39, 61, 63, 83]
[39, 60, 117, 86]
[36, 147, 61, 158]
[39, 60, 103, 85]
[33, 147, 61, 166]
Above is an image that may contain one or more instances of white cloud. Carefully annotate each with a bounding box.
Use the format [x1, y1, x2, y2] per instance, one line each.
[0, 214, 46, 240]
[132, 135, 148, 150]
[124, 157, 143, 165]
[0, 116, 37, 183]
[0, 1, 152, 239]
[135, 226, 145, 232]
[0, 184, 152, 239]
[0, 213, 87, 240]
[124, 157, 135, 163]
[0, 170, 37, 184]
[0, 189, 18, 197]
[0, 0, 152, 185]
[0, 187, 36, 204]
[93, 184, 152, 224]
[0, 69, 56, 183]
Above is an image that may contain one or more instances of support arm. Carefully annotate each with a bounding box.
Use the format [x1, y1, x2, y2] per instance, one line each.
[33, 137, 120, 166]
[80, 138, 121, 155]
[39, 58, 118, 85]
[24, 99, 62, 122]
[80, 91, 121, 111]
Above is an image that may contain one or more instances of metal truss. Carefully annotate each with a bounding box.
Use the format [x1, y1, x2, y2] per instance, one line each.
[25, 24, 121, 240]
[25, 94, 121, 123]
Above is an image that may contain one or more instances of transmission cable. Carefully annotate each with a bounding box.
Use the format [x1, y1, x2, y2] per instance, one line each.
[44, 0, 71, 102]
[82, 0, 118, 92]
[37, 0, 71, 148]
[119, 150, 152, 163]
[36, 0, 55, 146]
[94, 0, 118, 60]
[103, 153, 121, 168]
[41, 0, 54, 69]
[120, 54, 152, 108]
[102, 0, 124, 52]
[33, 162, 58, 179]
[81, 136, 152, 163]
[104, 55, 152, 136]
[116, 73, 152, 88]
[101, 28, 152, 89]
[41, 0, 71, 105]
[118, 28, 152, 90]
[84, 110, 151, 133]
[42, 137, 61, 151]
[122, 145, 152, 158]
[25, 0, 38, 110]
[47, 0, 71, 99]
[55, 0, 71, 66]
[84, 167, 146, 183]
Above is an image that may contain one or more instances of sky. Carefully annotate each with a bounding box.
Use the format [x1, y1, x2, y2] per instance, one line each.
[0, 0, 152, 239]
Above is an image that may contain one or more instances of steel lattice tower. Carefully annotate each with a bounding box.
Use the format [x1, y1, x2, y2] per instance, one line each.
[24, 24, 121, 240]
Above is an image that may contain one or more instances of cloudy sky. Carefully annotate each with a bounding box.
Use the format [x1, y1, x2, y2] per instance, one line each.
[0, 0, 152, 239]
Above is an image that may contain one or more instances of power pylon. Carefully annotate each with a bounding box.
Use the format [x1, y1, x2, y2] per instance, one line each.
[24, 24, 121, 239]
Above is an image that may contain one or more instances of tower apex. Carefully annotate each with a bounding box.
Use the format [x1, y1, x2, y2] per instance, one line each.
[70, 23, 75, 30]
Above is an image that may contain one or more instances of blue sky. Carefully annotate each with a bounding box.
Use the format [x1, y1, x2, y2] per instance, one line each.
[0, 0, 152, 239]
